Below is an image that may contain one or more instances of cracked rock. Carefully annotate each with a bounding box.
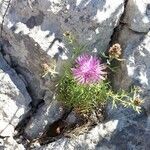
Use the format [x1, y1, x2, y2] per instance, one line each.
[124, 0, 150, 33]
[24, 100, 64, 140]
[0, 0, 150, 149]
[0, 0, 125, 102]
[0, 136, 25, 150]
[34, 109, 150, 150]
[115, 29, 150, 114]
[0, 53, 31, 137]
[0, 53, 31, 149]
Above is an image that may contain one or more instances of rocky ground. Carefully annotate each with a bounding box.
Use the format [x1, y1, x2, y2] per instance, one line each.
[0, 0, 150, 149]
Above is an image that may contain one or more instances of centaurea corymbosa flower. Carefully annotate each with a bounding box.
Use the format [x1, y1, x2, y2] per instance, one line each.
[72, 53, 107, 84]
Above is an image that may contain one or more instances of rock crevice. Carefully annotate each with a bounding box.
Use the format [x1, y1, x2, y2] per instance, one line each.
[0, 0, 150, 149]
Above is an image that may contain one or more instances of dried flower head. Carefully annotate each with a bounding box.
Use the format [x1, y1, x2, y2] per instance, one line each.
[63, 31, 71, 37]
[63, 31, 75, 44]
[133, 98, 143, 106]
[41, 63, 58, 77]
[72, 53, 107, 84]
[109, 43, 122, 59]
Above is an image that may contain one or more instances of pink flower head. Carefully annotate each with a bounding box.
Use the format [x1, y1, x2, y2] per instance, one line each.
[72, 53, 107, 84]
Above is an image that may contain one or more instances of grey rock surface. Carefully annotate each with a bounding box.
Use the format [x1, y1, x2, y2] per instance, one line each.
[0, 0, 125, 101]
[0, 0, 126, 146]
[0, 0, 150, 149]
[24, 100, 64, 139]
[0, 136, 25, 150]
[1, 0, 125, 51]
[33, 1, 150, 149]
[34, 108, 150, 150]
[124, 0, 150, 33]
[112, 26, 145, 90]
[0, 53, 31, 137]
[0, 53, 31, 149]
[119, 31, 150, 113]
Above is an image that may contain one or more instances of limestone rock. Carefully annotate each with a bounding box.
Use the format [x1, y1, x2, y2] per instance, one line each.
[112, 26, 145, 90]
[24, 100, 64, 139]
[0, 53, 31, 137]
[0, 53, 31, 149]
[34, 108, 149, 150]
[124, 0, 150, 33]
[0, 136, 25, 150]
[0, 0, 150, 149]
[115, 29, 150, 114]
[0, 0, 125, 101]
[122, 32, 150, 113]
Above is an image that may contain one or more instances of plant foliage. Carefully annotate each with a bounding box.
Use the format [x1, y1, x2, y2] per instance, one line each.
[56, 32, 143, 114]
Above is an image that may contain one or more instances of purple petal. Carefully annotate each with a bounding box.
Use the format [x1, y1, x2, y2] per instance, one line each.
[72, 53, 107, 84]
